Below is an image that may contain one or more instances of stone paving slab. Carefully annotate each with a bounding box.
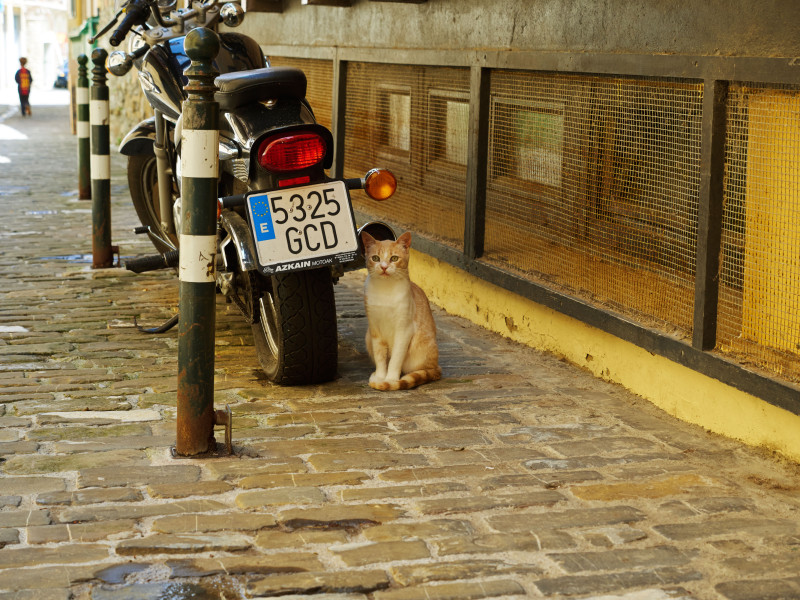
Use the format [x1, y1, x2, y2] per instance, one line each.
[1, 105, 800, 599]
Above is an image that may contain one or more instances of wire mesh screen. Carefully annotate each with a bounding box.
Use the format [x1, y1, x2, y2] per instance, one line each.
[268, 56, 334, 130]
[343, 62, 470, 247]
[483, 71, 703, 336]
[718, 83, 800, 383]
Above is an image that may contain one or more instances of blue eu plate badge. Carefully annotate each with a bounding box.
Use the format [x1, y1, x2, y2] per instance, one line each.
[249, 195, 276, 242]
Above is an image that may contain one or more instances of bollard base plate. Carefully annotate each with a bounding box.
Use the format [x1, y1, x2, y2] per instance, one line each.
[170, 440, 233, 459]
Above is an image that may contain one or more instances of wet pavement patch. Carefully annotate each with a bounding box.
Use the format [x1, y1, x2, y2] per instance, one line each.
[38, 253, 93, 262]
[0, 186, 30, 196]
[91, 580, 232, 599]
[94, 563, 151, 584]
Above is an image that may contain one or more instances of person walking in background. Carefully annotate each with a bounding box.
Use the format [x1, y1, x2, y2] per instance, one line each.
[15, 58, 32, 117]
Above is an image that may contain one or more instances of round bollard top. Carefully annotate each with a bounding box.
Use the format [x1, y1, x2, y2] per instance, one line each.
[185, 27, 220, 62]
[91, 47, 108, 64]
[77, 54, 88, 66]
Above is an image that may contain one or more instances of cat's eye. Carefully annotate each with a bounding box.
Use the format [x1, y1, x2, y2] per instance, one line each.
[371, 255, 380, 262]
[390, 256, 399, 262]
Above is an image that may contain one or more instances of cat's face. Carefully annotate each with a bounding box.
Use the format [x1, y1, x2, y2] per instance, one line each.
[362, 232, 412, 279]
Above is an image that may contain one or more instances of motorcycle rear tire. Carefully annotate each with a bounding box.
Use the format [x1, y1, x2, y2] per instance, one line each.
[128, 154, 178, 254]
[252, 268, 338, 385]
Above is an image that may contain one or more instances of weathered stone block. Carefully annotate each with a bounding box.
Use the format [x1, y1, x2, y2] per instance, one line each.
[391, 429, 490, 449]
[54, 499, 227, 524]
[308, 452, 429, 472]
[239, 471, 370, 490]
[571, 474, 710, 501]
[0, 544, 109, 569]
[716, 576, 800, 600]
[36, 487, 142, 506]
[332, 540, 430, 566]
[379, 464, 515, 483]
[27, 519, 136, 544]
[417, 490, 563, 515]
[236, 486, 325, 509]
[390, 560, 542, 586]
[0, 509, 50, 528]
[372, 578, 526, 600]
[363, 519, 474, 542]
[247, 570, 390, 596]
[0, 528, 20, 548]
[2, 449, 147, 475]
[77, 464, 201, 488]
[116, 533, 251, 555]
[254, 529, 349, 549]
[435, 530, 575, 555]
[146, 480, 233, 498]
[547, 545, 696, 573]
[167, 552, 324, 576]
[152, 513, 277, 534]
[278, 504, 406, 530]
[341, 482, 467, 502]
[655, 518, 797, 541]
[535, 567, 703, 596]
[488, 505, 646, 532]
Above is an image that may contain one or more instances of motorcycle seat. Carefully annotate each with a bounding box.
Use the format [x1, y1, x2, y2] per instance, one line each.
[214, 67, 307, 111]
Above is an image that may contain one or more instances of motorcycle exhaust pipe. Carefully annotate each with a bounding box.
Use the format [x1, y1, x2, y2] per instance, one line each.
[344, 221, 396, 272]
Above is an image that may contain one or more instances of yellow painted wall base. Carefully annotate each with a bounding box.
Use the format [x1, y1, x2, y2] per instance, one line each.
[410, 249, 800, 463]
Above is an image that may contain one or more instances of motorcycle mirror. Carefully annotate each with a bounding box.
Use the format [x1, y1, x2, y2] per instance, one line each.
[107, 51, 134, 76]
[220, 2, 245, 27]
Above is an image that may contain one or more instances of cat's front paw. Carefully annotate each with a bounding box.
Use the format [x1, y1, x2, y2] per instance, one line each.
[369, 372, 386, 385]
[370, 378, 401, 391]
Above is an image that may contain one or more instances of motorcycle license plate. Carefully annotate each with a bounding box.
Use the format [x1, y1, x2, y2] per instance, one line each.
[246, 181, 359, 275]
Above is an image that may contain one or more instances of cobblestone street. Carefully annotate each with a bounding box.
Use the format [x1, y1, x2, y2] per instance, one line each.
[1, 103, 800, 600]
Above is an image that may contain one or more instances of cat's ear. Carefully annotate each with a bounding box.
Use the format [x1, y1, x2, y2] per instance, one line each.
[396, 232, 412, 249]
[361, 231, 377, 249]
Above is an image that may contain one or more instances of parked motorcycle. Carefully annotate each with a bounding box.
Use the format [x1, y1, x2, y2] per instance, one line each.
[95, 0, 397, 385]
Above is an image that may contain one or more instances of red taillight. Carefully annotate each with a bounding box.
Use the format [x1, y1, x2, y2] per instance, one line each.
[257, 133, 326, 172]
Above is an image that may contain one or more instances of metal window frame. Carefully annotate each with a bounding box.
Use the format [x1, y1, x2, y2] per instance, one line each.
[268, 44, 800, 413]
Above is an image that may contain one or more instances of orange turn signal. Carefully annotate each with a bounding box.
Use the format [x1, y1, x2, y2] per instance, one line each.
[363, 168, 397, 201]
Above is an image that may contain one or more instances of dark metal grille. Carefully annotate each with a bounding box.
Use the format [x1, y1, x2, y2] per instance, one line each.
[268, 56, 334, 130]
[343, 62, 470, 247]
[718, 83, 800, 383]
[483, 71, 704, 336]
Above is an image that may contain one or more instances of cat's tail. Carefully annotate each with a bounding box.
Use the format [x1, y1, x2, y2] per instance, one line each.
[396, 366, 442, 390]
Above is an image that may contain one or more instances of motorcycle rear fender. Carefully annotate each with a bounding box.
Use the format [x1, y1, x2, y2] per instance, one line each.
[119, 117, 156, 156]
[219, 208, 258, 273]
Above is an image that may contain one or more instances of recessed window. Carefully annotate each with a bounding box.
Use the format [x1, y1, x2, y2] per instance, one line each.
[388, 92, 411, 151]
[428, 90, 469, 169]
[492, 99, 564, 188]
[377, 85, 412, 162]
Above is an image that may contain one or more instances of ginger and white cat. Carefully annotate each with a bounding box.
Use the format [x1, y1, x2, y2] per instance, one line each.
[361, 231, 441, 391]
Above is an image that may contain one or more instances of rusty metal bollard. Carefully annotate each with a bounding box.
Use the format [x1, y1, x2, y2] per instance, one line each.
[90, 48, 116, 268]
[76, 55, 91, 200]
[174, 27, 224, 457]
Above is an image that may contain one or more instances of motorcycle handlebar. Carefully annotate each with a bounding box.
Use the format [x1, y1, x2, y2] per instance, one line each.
[109, 2, 150, 46]
[88, 11, 120, 44]
[152, 0, 219, 28]
[94, 0, 222, 45]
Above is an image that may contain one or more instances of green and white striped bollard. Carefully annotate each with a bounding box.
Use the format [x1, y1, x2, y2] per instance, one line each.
[76, 54, 91, 200]
[90, 48, 114, 268]
[175, 28, 221, 457]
